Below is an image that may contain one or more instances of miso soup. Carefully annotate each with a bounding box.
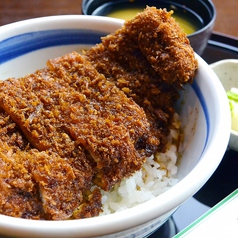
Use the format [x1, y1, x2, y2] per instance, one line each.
[93, 2, 204, 35]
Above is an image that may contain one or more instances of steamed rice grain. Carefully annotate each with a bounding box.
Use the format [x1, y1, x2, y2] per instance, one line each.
[100, 113, 181, 216]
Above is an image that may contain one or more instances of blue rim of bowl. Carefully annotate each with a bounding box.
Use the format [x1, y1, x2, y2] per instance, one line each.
[0, 29, 105, 64]
[0, 29, 209, 155]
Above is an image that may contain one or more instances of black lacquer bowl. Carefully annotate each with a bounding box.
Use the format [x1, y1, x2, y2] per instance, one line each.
[82, 0, 216, 55]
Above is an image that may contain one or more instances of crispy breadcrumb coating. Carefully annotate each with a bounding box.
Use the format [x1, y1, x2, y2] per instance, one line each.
[0, 84, 99, 220]
[0, 52, 158, 191]
[0, 7, 198, 220]
[85, 7, 198, 152]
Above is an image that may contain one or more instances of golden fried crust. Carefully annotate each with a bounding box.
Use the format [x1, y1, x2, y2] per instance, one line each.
[85, 7, 197, 152]
[0, 109, 30, 151]
[49, 53, 156, 189]
[0, 143, 43, 219]
[29, 150, 85, 220]
[47, 52, 159, 156]
[0, 67, 94, 177]
[127, 7, 198, 85]
[0, 112, 44, 219]
[71, 188, 102, 219]
[0, 74, 98, 220]
[0, 52, 158, 190]
[87, 7, 198, 86]
[0, 105, 97, 219]
[0, 141, 97, 220]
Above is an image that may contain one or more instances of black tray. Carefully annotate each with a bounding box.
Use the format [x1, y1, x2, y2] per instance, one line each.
[201, 32, 238, 63]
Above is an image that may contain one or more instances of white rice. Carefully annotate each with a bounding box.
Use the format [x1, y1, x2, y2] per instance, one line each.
[100, 113, 181, 216]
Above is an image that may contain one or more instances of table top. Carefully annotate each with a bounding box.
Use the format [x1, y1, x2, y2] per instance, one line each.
[0, 0, 237, 38]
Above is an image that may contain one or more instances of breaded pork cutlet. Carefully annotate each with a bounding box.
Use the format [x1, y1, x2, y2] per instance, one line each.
[85, 7, 198, 152]
[0, 52, 158, 191]
[47, 52, 159, 157]
[0, 109, 101, 220]
[0, 141, 43, 220]
[0, 108, 30, 151]
[0, 142, 101, 220]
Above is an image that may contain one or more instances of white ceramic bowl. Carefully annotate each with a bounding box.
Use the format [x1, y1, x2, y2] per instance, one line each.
[0, 15, 230, 238]
[210, 59, 238, 151]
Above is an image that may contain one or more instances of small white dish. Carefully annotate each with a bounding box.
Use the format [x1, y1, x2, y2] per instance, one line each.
[210, 59, 238, 151]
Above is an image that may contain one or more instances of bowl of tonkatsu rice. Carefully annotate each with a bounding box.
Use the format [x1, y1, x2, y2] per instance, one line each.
[0, 7, 230, 238]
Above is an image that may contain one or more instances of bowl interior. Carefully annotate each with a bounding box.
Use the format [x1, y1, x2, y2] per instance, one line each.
[0, 15, 230, 238]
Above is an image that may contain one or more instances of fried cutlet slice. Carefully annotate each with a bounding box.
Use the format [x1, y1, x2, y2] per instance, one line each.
[127, 7, 198, 85]
[0, 65, 93, 172]
[0, 141, 100, 220]
[71, 187, 102, 219]
[0, 109, 100, 220]
[47, 52, 159, 189]
[0, 52, 157, 190]
[0, 63, 95, 196]
[0, 110, 43, 219]
[0, 143, 44, 219]
[29, 149, 93, 220]
[0, 108, 30, 151]
[85, 7, 198, 152]
[47, 51, 159, 156]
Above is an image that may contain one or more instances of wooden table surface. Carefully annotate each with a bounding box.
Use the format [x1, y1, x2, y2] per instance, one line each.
[0, 0, 237, 38]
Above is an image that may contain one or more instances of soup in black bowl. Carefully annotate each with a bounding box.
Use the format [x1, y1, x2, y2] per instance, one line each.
[82, 0, 216, 55]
